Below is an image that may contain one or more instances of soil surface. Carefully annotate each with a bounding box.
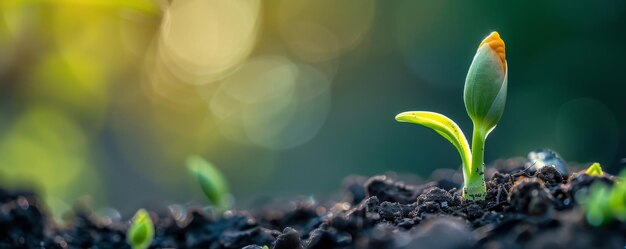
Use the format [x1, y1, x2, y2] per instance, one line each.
[1, 156, 625, 249]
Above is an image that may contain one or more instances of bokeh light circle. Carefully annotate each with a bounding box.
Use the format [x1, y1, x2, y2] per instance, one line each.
[277, 0, 375, 62]
[159, 0, 261, 84]
[0, 106, 102, 203]
[210, 55, 331, 150]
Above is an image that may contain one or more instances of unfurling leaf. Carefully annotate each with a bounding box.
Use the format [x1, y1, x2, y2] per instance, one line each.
[395, 111, 471, 174]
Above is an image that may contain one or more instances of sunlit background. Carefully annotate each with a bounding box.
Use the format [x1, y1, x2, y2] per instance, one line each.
[0, 0, 625, 216]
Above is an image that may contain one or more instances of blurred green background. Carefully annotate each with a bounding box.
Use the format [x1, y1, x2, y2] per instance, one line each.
[0, 0, 625, 215]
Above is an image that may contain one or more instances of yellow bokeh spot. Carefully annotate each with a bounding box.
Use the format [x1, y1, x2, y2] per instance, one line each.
[0, 106, 102, 204]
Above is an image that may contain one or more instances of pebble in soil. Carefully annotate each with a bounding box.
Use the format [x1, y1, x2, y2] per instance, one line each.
[527, 149, 568, 176]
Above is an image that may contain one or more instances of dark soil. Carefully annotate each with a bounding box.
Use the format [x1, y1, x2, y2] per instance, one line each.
[1, 157, 625, 249]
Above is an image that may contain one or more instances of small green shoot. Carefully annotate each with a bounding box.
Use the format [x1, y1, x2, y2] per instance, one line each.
[263, 246, 269, 249]
[609, 173, 626, 221]
[583, 183, 612, 226]
[585, 162, 604, 176]
[581, 170, 626, 226]
[396, 32, 507, 200]
[187, 155, 230, 211]
[127, 209, 154, 249]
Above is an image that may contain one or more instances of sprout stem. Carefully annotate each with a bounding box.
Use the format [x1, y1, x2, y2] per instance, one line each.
[465, 124, 487, 200]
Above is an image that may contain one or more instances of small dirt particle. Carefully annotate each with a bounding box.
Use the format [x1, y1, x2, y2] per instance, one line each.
[365, 176, 418, 204]
[305, 226, 351, 249]
[509, 177, 554, 215]
[535, 166, 564, 187]
[417, 187, 453, 205]
[274, 227, 303, 249]
[466, 204, 483, 220]
[220, 227, 279, 249]
[397, 218, 415, 230]
[418, 201, 441, 214]
[378, 202, 402, 221]
[406, 216, 473, 249]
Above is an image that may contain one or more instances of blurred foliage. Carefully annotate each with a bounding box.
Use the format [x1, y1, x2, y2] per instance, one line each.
[581, 170, 626, 226]
[187, 155, 230, 211]
[127, 208, 154, 249]
[0, 0, 625, 214]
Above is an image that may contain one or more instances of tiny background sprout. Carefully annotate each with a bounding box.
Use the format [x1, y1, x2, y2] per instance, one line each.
[608, 171, 626, 221]
[585, 162, 604, 176]
[583, 183, 612, 226]
[582, 170, 626, 226]
[127, 209, 154, 249]
[187, 155, 230, 211]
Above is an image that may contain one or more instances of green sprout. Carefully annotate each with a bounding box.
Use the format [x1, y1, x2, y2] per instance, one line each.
[581, 170, 626, 226]
[187, 155, 230, 211]
[609, 173, 626, 221]
[127, 209, 154, 249]
[583, 183, 612, 226]
[396, 32, 507, 200]
[585, 162, 604, 176]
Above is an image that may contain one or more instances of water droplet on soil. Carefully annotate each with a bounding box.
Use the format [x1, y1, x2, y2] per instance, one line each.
[528, 149, 568, 176]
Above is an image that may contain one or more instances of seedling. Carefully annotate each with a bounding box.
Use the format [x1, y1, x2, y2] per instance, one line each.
[585, 162, 604, 176]
[187, 155, 230, 211]
[609, 173, 626, 221]
[581, 170, 626, 226]
[396, 32, 507, 200]
[127, 209, 154, 249]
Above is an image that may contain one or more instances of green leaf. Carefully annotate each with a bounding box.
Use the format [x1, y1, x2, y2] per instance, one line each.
[464, 32, 507, 133]
[585, 162, 604, 176]
[583, 183, 612, 226]
[127, 209, 154, 249]
[582, 170, 626, 226]
[395, 111, 471, 174]
[187, 155, 229, 210]
[609, 170, 626, 221]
